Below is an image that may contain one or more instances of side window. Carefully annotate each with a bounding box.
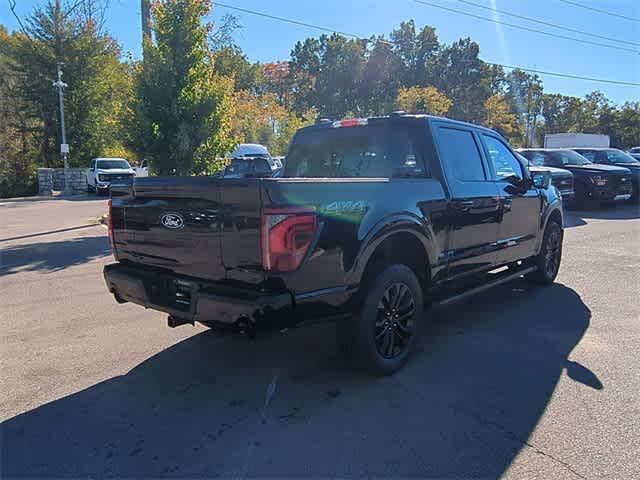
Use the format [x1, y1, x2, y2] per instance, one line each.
[482, 135, 523, 181]
[436, 127, 486, 181]
[389, 125, 429, 178]
[90, 159, 96, 170]
[579, 151, 596, 162]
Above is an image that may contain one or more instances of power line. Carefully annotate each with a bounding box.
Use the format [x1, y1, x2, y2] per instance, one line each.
[488, 62, 640, 87]
[215, 2, 394, 46]
[451, 0, 639, 47]
[411, 0, 639, 54]
[558, 0, 640, 24]
[213, 2, 640, 87]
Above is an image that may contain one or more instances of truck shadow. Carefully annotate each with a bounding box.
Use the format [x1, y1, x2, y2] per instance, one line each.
[0, 235, 110, 276]
[1, 281, 595, 478]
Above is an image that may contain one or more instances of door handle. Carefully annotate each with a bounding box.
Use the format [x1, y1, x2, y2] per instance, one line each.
[454, 200, 474, 211]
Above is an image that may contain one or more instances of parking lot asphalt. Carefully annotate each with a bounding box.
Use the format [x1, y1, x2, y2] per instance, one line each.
[1, 196, 639, 479]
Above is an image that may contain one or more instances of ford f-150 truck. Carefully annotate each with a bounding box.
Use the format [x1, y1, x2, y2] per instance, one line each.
[104, 113, 564, 375]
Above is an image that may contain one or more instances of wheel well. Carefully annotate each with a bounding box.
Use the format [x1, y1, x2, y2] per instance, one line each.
[360, 232, 430, 291]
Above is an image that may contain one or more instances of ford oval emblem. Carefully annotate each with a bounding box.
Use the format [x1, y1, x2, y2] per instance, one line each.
[160, 212, 184, 230]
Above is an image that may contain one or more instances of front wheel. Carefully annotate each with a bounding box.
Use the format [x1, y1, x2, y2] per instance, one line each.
[347, 264, 423, 376]
[526, 220, 563, 285]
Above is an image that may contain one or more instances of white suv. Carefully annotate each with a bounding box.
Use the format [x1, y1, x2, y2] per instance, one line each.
[87, 158, 135, 195]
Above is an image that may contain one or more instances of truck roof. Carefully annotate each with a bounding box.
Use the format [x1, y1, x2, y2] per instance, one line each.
[298, 112, 500, 137]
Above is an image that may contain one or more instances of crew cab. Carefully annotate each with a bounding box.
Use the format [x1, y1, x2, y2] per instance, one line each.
[104, 114, 564, 375]
[518, 149, 632, 208]
[87, 158, 135, 195]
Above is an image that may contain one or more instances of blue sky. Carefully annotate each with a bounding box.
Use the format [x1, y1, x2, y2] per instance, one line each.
[3, 0, 639, 104]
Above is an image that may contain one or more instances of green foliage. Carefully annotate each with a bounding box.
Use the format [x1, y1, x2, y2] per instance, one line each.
[505, 69, 543, 146]
[131, 0, 235, 175]
[2, 11, 639, 198]
[428, 38, 491, 124]
[9, 0, 129, 168]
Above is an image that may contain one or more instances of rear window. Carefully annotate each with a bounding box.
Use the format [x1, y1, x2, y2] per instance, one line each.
[283, 124, 426, 178]
[224, 158, 272, 176]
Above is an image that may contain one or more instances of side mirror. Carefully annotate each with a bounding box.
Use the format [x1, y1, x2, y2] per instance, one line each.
[532, 171, 551, 189]
[503, 173, 524, 187]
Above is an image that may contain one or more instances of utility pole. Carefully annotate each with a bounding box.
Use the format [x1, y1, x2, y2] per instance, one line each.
[141, 0, 151, 51]
[53, 62, 70, 194]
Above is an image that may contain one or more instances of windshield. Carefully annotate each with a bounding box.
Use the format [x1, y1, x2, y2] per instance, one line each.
[548, 150, 592, 166]
[602, 149, 639, 164]
[96, 159, 130, 169]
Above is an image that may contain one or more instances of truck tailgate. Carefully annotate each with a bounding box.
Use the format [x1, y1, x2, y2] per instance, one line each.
[112, 177, 230, 282]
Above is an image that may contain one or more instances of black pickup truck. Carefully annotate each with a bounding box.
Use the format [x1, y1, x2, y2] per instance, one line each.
[104, 114, 564, 375]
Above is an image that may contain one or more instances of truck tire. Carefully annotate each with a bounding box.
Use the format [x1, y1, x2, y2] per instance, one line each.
[350, 264, 423, 376]
[526, 220, 562, 285]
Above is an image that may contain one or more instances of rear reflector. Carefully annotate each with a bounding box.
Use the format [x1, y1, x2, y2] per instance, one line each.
[331, 118, 368, 128]
[261, 208, 317, 272]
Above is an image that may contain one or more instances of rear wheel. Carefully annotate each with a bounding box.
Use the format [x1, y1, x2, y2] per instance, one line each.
[526, 220, 562, 285]
[342, 264, 423, 376]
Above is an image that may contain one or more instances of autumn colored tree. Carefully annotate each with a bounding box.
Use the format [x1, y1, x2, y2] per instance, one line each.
[484, 95, 522, 145]
[231, 91, 314, 156]
[395, 86, 452, 116]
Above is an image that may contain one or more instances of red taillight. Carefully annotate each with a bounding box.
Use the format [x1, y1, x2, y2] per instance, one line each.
[107, 199, 115, 251]
[261, 208, 317, 272]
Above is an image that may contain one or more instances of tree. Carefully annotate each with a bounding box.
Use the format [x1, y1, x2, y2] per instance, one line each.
[212, 46, 262, 92]
[132, 0, 235, 175]
[395, 86, 452, 116]
[389, 20, 439, 87]
[230, 91, 314, 156]
[0, 27, 39, 197]
[429, 38, 492, 123]
[484, 95, 522, 145]
[505, 69, 543, 146]
[9, 0, 128, 168]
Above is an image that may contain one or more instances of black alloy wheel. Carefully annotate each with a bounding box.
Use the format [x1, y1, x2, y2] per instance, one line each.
[374, 282, 416, 359]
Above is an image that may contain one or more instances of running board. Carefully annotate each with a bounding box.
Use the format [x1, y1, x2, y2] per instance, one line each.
[435, 266, 536, 308]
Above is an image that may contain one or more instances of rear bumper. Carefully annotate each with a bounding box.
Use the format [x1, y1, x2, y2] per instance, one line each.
[104, 263, 292, 326]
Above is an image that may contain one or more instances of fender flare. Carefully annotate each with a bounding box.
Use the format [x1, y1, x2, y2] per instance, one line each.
[347, 213, 435, 286]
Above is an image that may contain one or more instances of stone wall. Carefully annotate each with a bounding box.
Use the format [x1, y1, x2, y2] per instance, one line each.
[37, 168, 88, 195]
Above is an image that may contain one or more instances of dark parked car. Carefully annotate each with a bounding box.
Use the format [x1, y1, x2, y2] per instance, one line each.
[518, 149, 632, 208]
[515, 152, 574, 201]
[222, 157, 277, 178]
[104, 114, 564, 375]
[573, 148, 640, 202]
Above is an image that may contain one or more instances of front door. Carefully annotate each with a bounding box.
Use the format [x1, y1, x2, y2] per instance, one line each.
[480, 134, 541, 265]
[432, 124, 502, 280]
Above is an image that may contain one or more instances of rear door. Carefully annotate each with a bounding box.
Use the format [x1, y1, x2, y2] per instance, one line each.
[480, 134, 540, 265]
[432, 123, 501, 279]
